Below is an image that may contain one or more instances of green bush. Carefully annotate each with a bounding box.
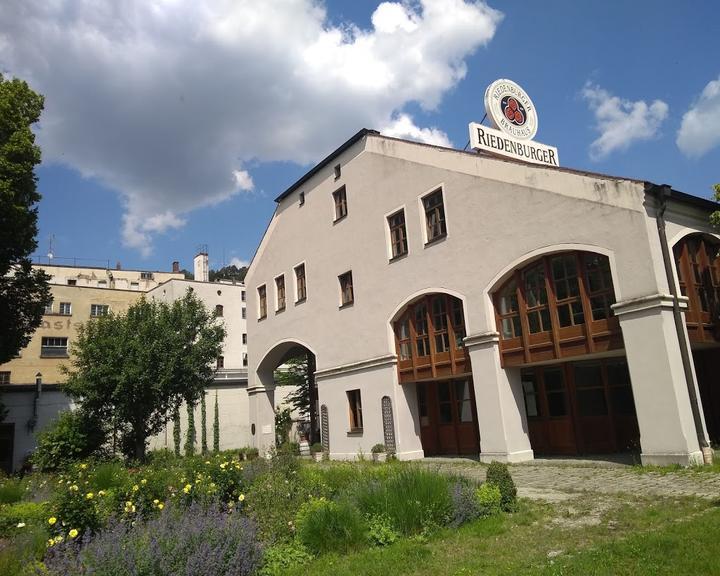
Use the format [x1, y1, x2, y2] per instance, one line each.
[0, 524, 47, 576]
[259, 540, 314, 576]
[475, 483, 502, 517]
[52, 480, 101, 537]
[0, 477, 26, 504]
[485, 461, 517, 512]
[366, 513, 399, 546]
[0, 501, 49, 537]
[32, 410, 106, 471]
[295, 498, 367, 555]
[87, 460, 129, 491]
[353, 467, 453, 535]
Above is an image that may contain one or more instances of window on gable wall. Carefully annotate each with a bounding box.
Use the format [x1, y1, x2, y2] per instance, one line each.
[339, 271, 354, 307]
[275, 275, 286, 311]
[423, 189, 447, 243]
[258, 285, 267, 319]
[388, 209, 408, 259]
[295, 264, 306, 302]
[333, 186, 347, 221]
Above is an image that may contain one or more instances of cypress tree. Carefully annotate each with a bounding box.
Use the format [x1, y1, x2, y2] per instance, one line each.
[172, 408, 181, 456]
[213, 390, 220, 453]
[185, 402, 196, 456]
[201, 393, 208, 454]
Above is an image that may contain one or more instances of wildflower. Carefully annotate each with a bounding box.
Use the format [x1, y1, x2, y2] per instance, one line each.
[54, 535, 64, 544]
[183, 483, 192, 494]
[68, 529, 79, 539]
[47, 539, 55, 547]
[132, 484, 139, 492]
[86, 492, 94, 500]
[98, 490, 106, 496]
[16, 522, 26, 528]
[70, 484, 79, 491]
[158, 503, 164, 510]
[80, 463, 88, 470]
[141, 478, 147, 485]
[48, 517, 57, 525]
[238, 493, 245, 502]
[153, 499, 160, 505]
[125, 500, 133, 507]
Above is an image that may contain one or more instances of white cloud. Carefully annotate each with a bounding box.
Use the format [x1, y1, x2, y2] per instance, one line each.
[381, 113, 452, 147]
[582, 83, 668, 160]
[229, 257, 249, 269]
[0, 0, 502, 255]
[676, 75, 720, 158]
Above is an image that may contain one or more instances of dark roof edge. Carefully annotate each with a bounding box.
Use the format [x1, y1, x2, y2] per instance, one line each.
[274, 128, 379, 203]
[644, 182, 719, 213]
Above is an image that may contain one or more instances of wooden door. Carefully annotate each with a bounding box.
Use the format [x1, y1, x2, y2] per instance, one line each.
[571, 362, 614, 453]
[539, 367, 577, 454]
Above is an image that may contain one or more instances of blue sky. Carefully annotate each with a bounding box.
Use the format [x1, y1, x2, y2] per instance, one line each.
[1, 1, 718, 273]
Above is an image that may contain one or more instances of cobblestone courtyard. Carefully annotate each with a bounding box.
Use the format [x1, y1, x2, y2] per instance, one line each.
[426, 458, 720, 501]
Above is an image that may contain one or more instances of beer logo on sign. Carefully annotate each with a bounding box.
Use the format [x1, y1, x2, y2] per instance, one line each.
[502, 96, 526, 126]
[484, 79, 538, 140]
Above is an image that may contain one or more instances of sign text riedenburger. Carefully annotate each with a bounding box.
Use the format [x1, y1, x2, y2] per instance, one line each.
[470, 78, 559, 167]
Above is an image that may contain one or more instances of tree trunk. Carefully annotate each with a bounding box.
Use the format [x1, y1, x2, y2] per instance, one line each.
[134, 431, 146, 461]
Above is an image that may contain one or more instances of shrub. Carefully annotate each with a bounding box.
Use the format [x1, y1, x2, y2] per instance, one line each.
[353, 467, 453, 535]
[485, 461, 517, 512]
[0, 524, 47, 576]
[44, 502, 263, 576]
[32, 410, 106, 472]
[310, 442, 323, 454]
[52, 481, 101, 537]
[295, 498, 367, 555]
[258, 541, 313, 576]
[0, 501, 49, 537]
[449, 479, 482, 527]
[366, 513, 399, 546]
[0, 477, 26, 504]
[371, 443, 385, 454]
[475, 483, 502, 517]
[87, 460, 129, 492]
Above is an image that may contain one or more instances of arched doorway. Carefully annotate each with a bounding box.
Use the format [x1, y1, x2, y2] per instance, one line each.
[491, 251, 639, 455]
[674, 234, 720, 442]
[256, 341, 319, 445]
[392, 293, 479, 456]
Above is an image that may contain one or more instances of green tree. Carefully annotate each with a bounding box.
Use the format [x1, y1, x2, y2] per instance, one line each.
[63, 291, 225, 461]
[0, 74, 51, 364]
[185, 402, 196, 456]
[274, 353, 319, 443]
[209, 264, 247, 282]
[711, 184, 720, 230]
[213, 390, 220, 453]
[172, 408, 181, 457]
[200, 393, 208, 454]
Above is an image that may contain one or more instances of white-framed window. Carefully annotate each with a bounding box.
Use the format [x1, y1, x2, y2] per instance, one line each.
[422, 187, 447, 243]
[44, 300, 53, 314]
[242, 307, 246, 319]
[333, 185, 347, 222]
[347, 389, 363, 431]
[59, 302, 72, 315]
[140, 271, 153, 280]
[275, 274, 286, 312]
[258, 285, 267, 319]
[90, 304, 109, 317]
[339, 271, 354, 307]
[215, 304, 224, 317]
[41, 337, 68, 357]
[387, 208, 408, 259]
[294, 262, 307, 303]
[130, 282, 139, 290]
[67, 279, 77, 286]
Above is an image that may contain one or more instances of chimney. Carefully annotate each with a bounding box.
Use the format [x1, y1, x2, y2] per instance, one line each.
[116, 261, 122, 270]
[193, 251, 209, 282]
[172, 261, 180, 273]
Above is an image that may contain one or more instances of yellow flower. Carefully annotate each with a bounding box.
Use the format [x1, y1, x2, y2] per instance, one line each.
[132, 484, 139, 492]
[141, 478, 147, 485]
[70, 485, 79, 492]
[80, 463, 88, 470]
[47, 539, 55, 547]
[183, 483, 192, 493]
[98, 490, 106, 497]
[125, 500, 132, 507]
[16, 522, 26, 528]
[86, 492, 94, 500]
[54, 535, 64, 544]
[68, 529, 79, 539]
[238, 494, 245, 502]
[48, 517, 57, 525]
[158, 503, 164, 510]
[153, 499, 160, 505]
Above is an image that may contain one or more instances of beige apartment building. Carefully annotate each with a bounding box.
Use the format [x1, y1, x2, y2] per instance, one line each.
[246, 129, 719, 467]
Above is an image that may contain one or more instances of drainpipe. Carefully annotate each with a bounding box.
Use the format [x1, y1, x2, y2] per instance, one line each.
[649, 184, 712, 464]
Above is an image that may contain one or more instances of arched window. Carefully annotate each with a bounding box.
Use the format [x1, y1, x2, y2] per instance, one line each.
[674, 235, 720, 343]
[493, 252, 622, 366]
[394, 294, 468, 383]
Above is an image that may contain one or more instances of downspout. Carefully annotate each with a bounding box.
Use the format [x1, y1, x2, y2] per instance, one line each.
[650, 184, 712, 464]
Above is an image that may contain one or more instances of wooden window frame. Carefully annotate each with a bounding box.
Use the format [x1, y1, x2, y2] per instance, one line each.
[387, 209, 408, 260]
[333, 185, 348, 222]
[493, 252, 621, 366]
[257, 285, 267, 320]
[347, 389, 363, 432]
[294, 263, 307, 303]
[339, 271, 354, 308]
[422, 188, 447, 244]
[275, 274, 286, 312]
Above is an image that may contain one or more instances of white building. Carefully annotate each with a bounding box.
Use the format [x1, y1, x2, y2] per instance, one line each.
[246, 129, 719, 466]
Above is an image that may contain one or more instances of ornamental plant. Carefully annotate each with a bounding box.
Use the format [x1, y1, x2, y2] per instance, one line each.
[213, 391, 220, 453]
[485, 461, 517, 512]
[295, 498, 367, 555]
[201, 394, 208, 454]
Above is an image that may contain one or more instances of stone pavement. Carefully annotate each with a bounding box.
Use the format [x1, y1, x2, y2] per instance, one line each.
[423, 457, 720, 501]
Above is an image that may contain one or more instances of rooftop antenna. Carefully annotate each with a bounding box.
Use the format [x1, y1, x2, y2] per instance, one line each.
[47, 234, 55, 261]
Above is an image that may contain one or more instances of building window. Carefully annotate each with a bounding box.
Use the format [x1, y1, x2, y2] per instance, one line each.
[339, 271, 354, 307]
[217, 356, 224, 369]
[41, 337, 68, 357]
[334, 163, 341, 180]
[140, 271, 153, 280]
[333, 186, 347, 221]
[97, 280, 107, 288]
[215, 304, 224, 317]
[67, 279, 77, 286]
[59, 302, 72, 316]
[423, 189, 447, 243]
[0, 372, 10, 385]
[242, 290, 246, 302]
[299, 191, 305, 206]
[275, 275, 286, 311]
[242, 333, 247, 345]
[388, 209, 408, 259]
[44, 300, 53, 314]
[295, 263, 306, 302]
[130, 282, 139, 290]
[258, 285, 267, 319]
[347, 389, 363, 431]
[242, 307, 246, 319]
[243, 353, 248, 367]
[90, 304, 109, 317]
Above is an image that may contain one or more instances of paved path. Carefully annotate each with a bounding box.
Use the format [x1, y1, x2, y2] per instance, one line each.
[423, 458, 720, 501]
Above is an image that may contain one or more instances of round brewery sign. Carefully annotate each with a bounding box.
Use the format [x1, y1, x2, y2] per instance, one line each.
[484, 79, 538, 140]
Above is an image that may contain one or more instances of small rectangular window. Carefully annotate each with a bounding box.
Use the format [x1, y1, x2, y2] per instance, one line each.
[388, 209, 408, 259]
[242, 307, 246, 319]
[59, 302, 72, 315]
[423, 189, 447, 243]
[67, 279, 77, 286]
[97, 280, 107, 288]
[333, 186, 347, 221]
[140, 271, 153, 280]
[258, 285, 267, 319]
[41, 337, 68, 357]
[130, 282, 139, 290]
[44, 300, 54, 314]
[243, 353, 248, 367]
[217, 356, 224, 369]
[275, 275, 286, 311]
[0, 372, 10, 385]
[242, 333, 247, 345]
[347, 389, 363, 431]
[241, 290, 246, 302]
[339, 271, 354, 307]
[295, 263, 306, 302]
[90, 304, 109, 317]
[334, 163, 341, 180]
[215, 304, 224, 317]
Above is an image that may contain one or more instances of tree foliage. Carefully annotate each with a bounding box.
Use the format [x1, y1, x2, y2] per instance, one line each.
[63, 291, 225, 461]
[209, 264, 247, 283]
[274, 356, 311, 418]
[0, 74, 51, 364]
[711, 184, 720, 230]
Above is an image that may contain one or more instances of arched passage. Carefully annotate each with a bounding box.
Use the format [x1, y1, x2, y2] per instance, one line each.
[673, 233, 720, 443]
[490, 250, 639, 456]
[257, 340, 319, 445]
[391, 292, 479, 456]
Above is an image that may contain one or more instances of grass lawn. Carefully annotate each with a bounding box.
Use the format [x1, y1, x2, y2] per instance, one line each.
[284, 494, 720, 576]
